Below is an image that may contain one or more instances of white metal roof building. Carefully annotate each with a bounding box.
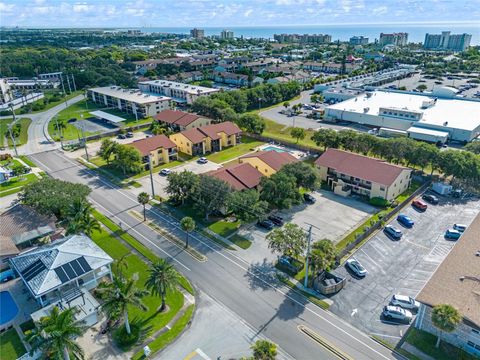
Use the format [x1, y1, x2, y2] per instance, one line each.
[324, 89, 480, 143]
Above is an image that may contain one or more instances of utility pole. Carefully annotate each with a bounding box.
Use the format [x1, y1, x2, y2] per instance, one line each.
[8, 103, 18, 156]
[148, 155, 155, 198]
[81, 127, 89, 161]
[304, 225, 313, 288]
[66, 74, 72, 94]
[60, 75, 68, 106]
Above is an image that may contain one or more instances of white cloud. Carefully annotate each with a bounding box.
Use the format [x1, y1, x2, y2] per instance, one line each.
[244, 9, 253, 17]
[0, 1, 14, 13]
[373, 6, 388, 15]
[73, 3, 93, 13]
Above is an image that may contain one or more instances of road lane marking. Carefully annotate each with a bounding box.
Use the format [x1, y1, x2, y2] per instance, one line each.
[37, 151, 393, 360]
[298, 325, 353, 360]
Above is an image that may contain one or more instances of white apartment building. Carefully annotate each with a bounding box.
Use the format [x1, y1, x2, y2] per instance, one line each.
[88, 86, 171, 118]
[379, 32, 408, 46]
[424, 31, 472, 52]
[138, 80, 219, 105]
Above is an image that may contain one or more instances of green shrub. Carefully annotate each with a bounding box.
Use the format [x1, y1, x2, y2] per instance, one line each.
[369, 197, 390, 208]
[113, 323, 141, 350]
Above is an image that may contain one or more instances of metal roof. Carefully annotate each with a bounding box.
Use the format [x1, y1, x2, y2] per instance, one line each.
[90, 110, 126, 123]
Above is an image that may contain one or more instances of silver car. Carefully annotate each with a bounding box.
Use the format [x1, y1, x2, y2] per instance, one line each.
[382, 305, 413, 323]
[390, 294, 420, 311]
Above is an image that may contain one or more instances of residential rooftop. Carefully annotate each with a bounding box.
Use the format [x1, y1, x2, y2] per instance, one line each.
[155, 109, 208, 127]
[138, 80, 219, 95]
[131, 134, 177, 156]
[416, 212, 480, 327]
[207, 162, 263, 191]
[315, 148, 409, 186]
[241, 150, 298, 171]
[89, 86, 171, 104]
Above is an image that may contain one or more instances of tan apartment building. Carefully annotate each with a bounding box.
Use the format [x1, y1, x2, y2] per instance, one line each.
[169, 121, 242, 156]
[314, 149, 411, 201]
[155, 109, 212, 131]
[239, 150, 298, 177]
[130, 135, 178, 167]
[414, 213, 480, 357]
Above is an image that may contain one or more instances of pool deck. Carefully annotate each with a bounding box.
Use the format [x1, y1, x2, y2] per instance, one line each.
[258, 143, 308, 159]
[0, 278, 41, 329]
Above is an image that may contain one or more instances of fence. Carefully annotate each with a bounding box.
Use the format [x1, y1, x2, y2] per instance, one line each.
[337, 180, 431, 260]
[246, 133, 323, 155]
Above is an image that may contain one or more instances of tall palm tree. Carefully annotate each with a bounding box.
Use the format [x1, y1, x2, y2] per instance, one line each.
[26, 306, 86, 360]
[97, 275, 148, 335]
[137, 192, 150, 221]
[64, 199, 100, 237]
[145, 259, 180, 312]
[180, 216, 195, 248]
[431, 304, 461, 348]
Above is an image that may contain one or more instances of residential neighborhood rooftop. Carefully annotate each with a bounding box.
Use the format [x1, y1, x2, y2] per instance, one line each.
[131, 134, 177, 155]
[198, 121, 242, 140]
[315, 148, 409, 186]
[241, 150, 298, 171]
[155, 109, 207, 127]
[89, 86, 171, 104]
[416, 212, 480, 327]
[207, 162, 263, 190]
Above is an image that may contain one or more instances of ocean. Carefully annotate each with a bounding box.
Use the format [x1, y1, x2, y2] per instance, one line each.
[141, 23, 480, 44]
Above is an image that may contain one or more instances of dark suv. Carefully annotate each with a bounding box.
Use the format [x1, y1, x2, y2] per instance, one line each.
[303, 193, 316, 204]
[257, 219, 274, 230]
[268, 215, 284, 226]
[422, 194, 439, 204]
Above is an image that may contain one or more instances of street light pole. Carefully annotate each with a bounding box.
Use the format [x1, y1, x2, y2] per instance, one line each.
[148, 154, 155, 198]
[8, 103, 18, 156]
[81, 127, 89, 161]
[54, 116, 64, 149]
[304, 225, 313, 288]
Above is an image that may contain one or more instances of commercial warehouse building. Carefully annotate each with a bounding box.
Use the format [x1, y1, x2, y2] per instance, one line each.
[324, 89, 480, 143]
[138, 80, 219, 105]
[88, 86, 171, 118]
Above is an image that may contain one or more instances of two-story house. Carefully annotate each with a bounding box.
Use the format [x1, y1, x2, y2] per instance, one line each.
[155, 109, 212, 132]
[130, 134, 178, 167]
[10, 234, 113, 327]
[239, 150, 298, 177]
[314, 148, 411, 201]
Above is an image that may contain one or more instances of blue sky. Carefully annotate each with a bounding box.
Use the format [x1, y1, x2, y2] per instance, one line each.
[1, 0, 479, 28]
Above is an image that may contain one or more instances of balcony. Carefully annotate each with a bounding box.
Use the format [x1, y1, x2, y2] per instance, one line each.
[328, 173, 372, 190]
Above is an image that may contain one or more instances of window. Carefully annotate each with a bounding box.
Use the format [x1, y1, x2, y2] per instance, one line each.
[380, 186, 385, 191]
[472, 329, 480, 335]
[366, 181, 371, 185]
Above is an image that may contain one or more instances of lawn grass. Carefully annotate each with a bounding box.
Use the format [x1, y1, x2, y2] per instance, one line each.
[18, 155, 36, 167]
[0, 118, 32, 147]
[131, 304, 195, 360]
[405, 328, 477, 360]
[205, 136, 265, 163]
[0, 173, 39, 197]
[229, 234, 252, 249]
[262, 119, 319, 148]
[26, 90, 83, 114]
[89, 211, 187, 344]
[208, 220, 240, 237]
[0, 328, 27, 360]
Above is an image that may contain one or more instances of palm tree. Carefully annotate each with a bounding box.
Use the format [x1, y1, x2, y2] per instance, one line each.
[180, 216, 195, 248]
[80, 214, 101, 237]
[137, 192, 150, 221]
[64, 199, 100, 237]
[98, 275, 148, 335]
[145, 259, 180, 312]
[26, 306, 86, 360]
[251, 339, 277, 360]
[431, 304, 461, 348]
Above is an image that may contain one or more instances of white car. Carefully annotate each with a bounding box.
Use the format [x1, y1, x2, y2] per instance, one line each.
[160, 169, 171, 176]
[197, 157, 208, 164]
[453, 223, 467, 232]
[390, 294, 420, 311]
[382, 305, 413, 323]
[345, 258, 367, 278]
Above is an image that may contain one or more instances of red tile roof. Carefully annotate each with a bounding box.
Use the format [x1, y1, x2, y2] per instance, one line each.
[314, 149, 409, 186]
[207, 162, 263, 190]
[198, 121, 242, 140]
[180, 128, 207, 144]
[241, 150, 298, 171]
[155, 109, 207, 127]
[130, 135, 176, 156]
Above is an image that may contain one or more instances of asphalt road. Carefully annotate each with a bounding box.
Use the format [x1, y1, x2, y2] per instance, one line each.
[30, 150, 398, 360]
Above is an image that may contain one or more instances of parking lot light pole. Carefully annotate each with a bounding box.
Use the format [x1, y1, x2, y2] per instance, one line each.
[304, 225, 313, 288]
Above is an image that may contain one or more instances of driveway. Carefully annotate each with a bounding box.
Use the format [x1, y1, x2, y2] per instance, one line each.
[329, 195, 480, 345]
[134, 159, 222, 199]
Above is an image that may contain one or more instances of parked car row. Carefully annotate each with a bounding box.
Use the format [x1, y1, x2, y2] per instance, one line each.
[382, 293, 420, 324]
[445, 223, 467, 240]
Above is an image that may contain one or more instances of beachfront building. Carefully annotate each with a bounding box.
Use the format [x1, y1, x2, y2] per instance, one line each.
[221, 29, 234, 40]
[138, 80, 219, 105]
[379, 32, 408, 46]
[155, 109, 212, 132]
[424, 31, 472, 52]
[9, 234, 113, 326]
[324, 89, 480, 143]
[87, 86, 171, 118]
[349, 36, 369, 45]
[130, 134, 178, 167]
[190, 28, 205, 40]
[415, 212, 480, 357]
[315, 149, 412, 201]
[169, 121, 242, 156]
[239, 150, 298, 177]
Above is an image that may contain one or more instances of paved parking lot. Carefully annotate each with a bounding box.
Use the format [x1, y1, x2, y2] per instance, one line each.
[329, 195, 480, 345]
[135, 159, 221, 199]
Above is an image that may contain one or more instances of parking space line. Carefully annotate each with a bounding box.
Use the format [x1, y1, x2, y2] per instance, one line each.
[405, 239, 430, 250]
[359, 249, 385, 273]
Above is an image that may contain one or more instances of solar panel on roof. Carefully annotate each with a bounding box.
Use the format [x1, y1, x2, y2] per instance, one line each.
[54, 267, 69, 283]
[70, 260, 83, 276]
[21, 260, 46, 282]
[63, 263, 76, 280]
[77, 257, 91, 272]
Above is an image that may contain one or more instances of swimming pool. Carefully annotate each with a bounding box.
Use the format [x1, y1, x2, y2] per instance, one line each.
[0, 291, 19, 326]
[262, 145, 288, 153]
[0, 269, 15, 282]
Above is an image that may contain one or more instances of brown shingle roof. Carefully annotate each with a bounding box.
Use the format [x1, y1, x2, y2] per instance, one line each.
[131, 135, 176, 156]
[416, 213, 480, 327]
[207, 163, 263, 191]
[198, 121, 242, 140]
[314, 149, 409, 186]
[180, 128, 207, 144]
[241, 150, 298, 171]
